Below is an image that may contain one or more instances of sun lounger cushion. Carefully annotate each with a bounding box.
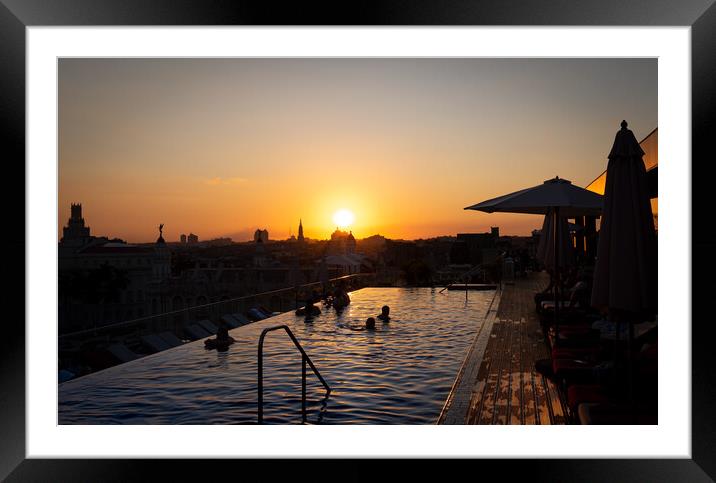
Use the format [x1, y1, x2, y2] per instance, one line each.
[158, 331, 183, 347]
[567, 384, 610, 413]
[232, 313, 251, 326]
[220, 314, 241, 329]
[106, 343, 139, 363]
[247, 308, 267, 321]
[141, 334, 171, 353]
[196, 319, 219, 334]
[185, 324, 212, 340]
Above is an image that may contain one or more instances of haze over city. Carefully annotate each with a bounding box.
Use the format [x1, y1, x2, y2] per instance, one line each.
[59, 58, 656, 242]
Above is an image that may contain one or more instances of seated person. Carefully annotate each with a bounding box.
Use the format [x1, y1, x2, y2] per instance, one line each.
[204, 326, 236, 351]
[377, 305, 391, 322]
[296, 300, 321, 317]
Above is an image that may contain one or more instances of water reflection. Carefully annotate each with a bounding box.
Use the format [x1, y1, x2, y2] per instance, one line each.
[60, 287, 494, 425]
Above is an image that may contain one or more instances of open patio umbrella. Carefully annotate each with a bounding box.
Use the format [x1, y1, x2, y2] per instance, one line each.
[590, 120, 657, 407]
[466, 176, 603, 341]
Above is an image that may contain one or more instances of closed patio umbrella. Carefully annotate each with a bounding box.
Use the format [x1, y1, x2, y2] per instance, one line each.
[536, 208, 574, 270]
[591, 120, 657, 316]
[590, 120, 657, 408]
[466, 176, 603, 342]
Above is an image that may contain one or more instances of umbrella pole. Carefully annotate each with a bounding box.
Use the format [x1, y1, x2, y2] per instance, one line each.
[553, 207, 560, 347]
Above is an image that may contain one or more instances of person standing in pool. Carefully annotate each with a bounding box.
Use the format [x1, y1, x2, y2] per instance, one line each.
[204, 326, 236, 351]
[332, 287, 350, 311]
[377, 305, 390, 322]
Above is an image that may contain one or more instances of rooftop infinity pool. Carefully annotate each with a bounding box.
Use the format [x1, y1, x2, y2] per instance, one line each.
[59, 287, 495, 424]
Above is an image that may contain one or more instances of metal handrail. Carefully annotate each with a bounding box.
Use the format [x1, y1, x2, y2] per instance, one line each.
[257, 325, 331, 424]
[439, 264, 484, 293]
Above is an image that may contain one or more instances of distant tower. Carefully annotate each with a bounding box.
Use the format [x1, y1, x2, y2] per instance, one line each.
[156, 223, 166, 245]
[347, 231, 356, 253]
[180, 234, 187, 244]
[61, 203, 91, 241]
[254, 228, 269, 243]
[297, 219, 305, 243]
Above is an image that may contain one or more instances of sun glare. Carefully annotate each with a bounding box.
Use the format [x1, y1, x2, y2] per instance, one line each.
[333, 209, 355, 228]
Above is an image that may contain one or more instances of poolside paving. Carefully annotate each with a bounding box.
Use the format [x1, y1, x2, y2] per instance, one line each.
[439, 271, 568, 424]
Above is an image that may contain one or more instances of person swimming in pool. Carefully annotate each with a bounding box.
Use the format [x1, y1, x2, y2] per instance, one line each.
[204, 326, 236, 351]
[340, 317, 376, 332]
[377, 305, 390, 322]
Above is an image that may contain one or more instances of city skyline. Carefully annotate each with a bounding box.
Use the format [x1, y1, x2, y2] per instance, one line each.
[59, 58, 657, 243]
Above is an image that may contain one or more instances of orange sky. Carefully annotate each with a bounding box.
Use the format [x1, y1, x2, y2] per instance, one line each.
[59, 58, 656, 243]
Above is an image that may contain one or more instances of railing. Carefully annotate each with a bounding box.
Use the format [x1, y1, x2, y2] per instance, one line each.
[257, 325, 331, 424]
[58, 273, 374, 378]
[438, 264, 484, 293]
[59, 273, 374, 340]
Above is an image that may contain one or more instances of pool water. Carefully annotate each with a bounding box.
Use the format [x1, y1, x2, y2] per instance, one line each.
[59, 287, 495, 424]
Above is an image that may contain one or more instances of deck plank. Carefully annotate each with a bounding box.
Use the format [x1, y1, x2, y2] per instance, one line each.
[457, 272, 567, 425]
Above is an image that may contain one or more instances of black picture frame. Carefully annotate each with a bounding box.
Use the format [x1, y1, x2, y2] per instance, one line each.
[2, 1, 712, 480]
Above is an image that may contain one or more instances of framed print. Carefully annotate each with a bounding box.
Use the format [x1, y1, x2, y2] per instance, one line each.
[2, 0, 713, 480]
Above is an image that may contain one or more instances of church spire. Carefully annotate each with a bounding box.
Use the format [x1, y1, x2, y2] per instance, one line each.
[297, 218, 305, 242]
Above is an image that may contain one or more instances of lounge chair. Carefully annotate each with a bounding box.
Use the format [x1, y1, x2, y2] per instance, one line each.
[232, 313, 251, 326]
[247, 308, 267, 321]
[141, 334, 172, 353]
[196, 319, 219, 334]
[185, 324, 212, 341]
[220, 314, 241, 329]
[106, 343, 139, 363]
[577, 403, 657, 425]
[158, 331, 183, 348]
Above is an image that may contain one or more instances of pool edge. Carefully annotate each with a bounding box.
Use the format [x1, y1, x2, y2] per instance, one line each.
[436, 286, 502, 425]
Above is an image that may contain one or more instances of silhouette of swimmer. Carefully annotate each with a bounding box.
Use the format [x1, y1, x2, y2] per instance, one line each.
[377, 305, 390, 322]
[340, 317, 377, 332]
[296, 300, 321, 317]
[204, 326, 236, 351]
[332, 287, 351, 311]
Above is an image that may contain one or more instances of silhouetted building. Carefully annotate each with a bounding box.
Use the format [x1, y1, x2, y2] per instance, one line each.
[450, 232, 499, 265]
[346, 231, 356, 253]
[254, 229, 269, 243]
[62, 203, 91, 243]
[187, 233, 199, 244]
[329, 228, 351, 254]
[205, 237, 232, 247]
[58, 211, 172, 333]
[297, 219, 305, 243]
[180, 234, 187, 244]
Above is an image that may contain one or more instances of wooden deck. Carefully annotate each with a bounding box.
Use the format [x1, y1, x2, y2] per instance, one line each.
[440, 272, 568, 424]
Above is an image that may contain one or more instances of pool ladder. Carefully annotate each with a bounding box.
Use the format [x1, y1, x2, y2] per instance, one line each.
[439, 264, 484, 293]
[258, 325, 331, 424]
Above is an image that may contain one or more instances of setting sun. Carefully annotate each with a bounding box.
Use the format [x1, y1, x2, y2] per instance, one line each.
[332, 209, 355, 228]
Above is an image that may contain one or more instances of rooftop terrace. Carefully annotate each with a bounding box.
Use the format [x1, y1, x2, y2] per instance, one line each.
[440, 271, 568, 424]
